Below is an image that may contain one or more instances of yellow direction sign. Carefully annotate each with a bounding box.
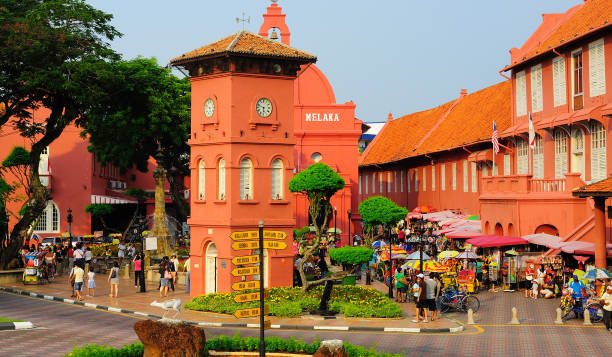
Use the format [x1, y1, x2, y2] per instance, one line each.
[232, 281, 259, 291]
[233, 305, 269, 319]
[262, 240, 287, 250]
[233, 291, 270, 303]
[230, 230, 288, 241]
[231, 240, 287, 250]
[231, 266, 260, 277]
[231, 241, 259, 250]
[232, 255, 260, 266]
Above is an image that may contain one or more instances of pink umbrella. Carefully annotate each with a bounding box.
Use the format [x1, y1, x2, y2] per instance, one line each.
[446, 230, 483, 239]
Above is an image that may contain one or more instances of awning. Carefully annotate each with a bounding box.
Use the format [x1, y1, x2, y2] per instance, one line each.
[446, 230, 483, 239]
[523, 233, 561, 248]
[467, 149, 492, 162]
[466, 235, 528, 248]
[90, 195, 137, 204]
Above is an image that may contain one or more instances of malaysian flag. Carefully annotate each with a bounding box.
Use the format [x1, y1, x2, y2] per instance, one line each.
[492, 121, 499, 154]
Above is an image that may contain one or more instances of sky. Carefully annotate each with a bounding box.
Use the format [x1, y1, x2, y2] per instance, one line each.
[86, 0, 581, 123]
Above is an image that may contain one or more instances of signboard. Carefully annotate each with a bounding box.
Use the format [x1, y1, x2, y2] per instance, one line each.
[231, 266, 260, 277]
[233, 306, 269, 319]
[232, 281, 259, 291]
[94, 231, 103, 238]
[230, 230, 287, 241]
[233, 291, 270, 303]
[232, 255, 260, 266]
[231, 240, 287, 250]
[145, 237, 157, 251]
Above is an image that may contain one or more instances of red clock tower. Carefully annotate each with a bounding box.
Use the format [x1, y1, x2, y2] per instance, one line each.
[171, 31, 316, 295]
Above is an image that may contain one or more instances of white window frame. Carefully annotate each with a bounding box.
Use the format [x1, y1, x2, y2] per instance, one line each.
[589, 38, 606, 97]
[379, 172, 383, 193]
[240, 158, 253, 200]
[515, 70, 527, 117]
[552, 56, 567, 107]
[471, 162, 477, 192]
[394, 171, 398, 192]
[432, 166, 436, 191]
[530, 64, 543, 112]
[415, 170, 419, 192]
[591, 121, 607, 182]
[218, 158, 226, 200]
[517, 139, 528, 175]
[408, 170, 411, 193]
[554, 129, 568, 179]
[504, 154, 511, 176]
[372, 173, 376, 193]
[441, 164, 446, 191]
[571, 49, 584, 110]
[533, 135, 544, 179]
[463, 160, 468, 192]
[422, 167, 427, 192]
[400, 170, 404, 192]
[198, 160, 205, 200]
[34, 200, 60, 233]
[271, 158, 283, 200]
[387, 172, 391, 193]
[452, 162, 457, 190]
[359, 174, 362, 195]
[365, 174, 369, 195]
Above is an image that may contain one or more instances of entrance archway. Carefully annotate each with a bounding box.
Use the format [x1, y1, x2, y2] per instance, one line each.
[494, 223, 503, 236]
[535, 224, 559, 236]
[205, 243, 217, 294]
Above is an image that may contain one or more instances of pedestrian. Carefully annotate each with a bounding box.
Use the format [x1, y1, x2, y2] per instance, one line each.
[412, 274, 425, 323]
[107, 261, 120, 298]
[133, 254, 142, 290]
[84, 247, 92, 274]
[74, 242, 85, 269]
[170, 254, 179, 291]
[86, 266, 96, 297]
[525, 264, 535, 298]
[395, 268, 406, 303]
[433, 273, 442, 320]
[117, 241, 126, 266]
[425, 273, 438, 321]
[69, 265, 76, 298]
[68, 244, 74, 273]
[70, 264, 84, 301]
[599, 285, 612, 332]
[184, 256, 191, 293]
[159, 259, 170, 298]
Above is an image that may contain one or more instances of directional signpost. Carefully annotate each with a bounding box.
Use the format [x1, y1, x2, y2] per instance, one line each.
[232, 255, 260, 265]
[231, 266, 260, 277]
[233, 305, 270, 319]
[234, 291, 270, 303]
[231, 281, 260, 291]
[231, 240, 287, 251]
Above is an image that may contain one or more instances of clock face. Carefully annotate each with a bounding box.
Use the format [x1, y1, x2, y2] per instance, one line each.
[204, 98, 215, 118]
[255, 98, 273, 118]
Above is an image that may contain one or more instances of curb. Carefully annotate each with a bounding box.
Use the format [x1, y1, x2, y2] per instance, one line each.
[0, 321, 34, 331]
[0, 286, 463, 334]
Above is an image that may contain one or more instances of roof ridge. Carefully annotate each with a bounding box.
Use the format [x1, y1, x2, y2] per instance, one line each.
[227, 31, 243, 51]
[242, 31, 318, 58]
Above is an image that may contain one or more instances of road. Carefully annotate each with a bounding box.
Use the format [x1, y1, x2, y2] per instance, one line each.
[1, 291, 611, 357]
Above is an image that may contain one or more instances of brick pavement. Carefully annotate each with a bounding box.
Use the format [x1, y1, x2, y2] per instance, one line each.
[1, 273, 462, 333]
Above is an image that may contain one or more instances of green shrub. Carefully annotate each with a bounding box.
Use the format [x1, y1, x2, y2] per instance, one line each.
[65, 342, 144, 357]
[329, 246, 373, 265]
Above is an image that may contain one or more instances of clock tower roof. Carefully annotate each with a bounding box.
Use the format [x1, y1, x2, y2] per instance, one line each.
[170, 30, 316, 67]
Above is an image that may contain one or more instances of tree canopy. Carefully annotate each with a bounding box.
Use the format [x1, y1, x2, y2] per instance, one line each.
[359, 196, 407, 228]
[289, 162, 345, 198]
[0, 0, 121, 269]
[328, 246, 373, 266]
[83, 57, 191, 222]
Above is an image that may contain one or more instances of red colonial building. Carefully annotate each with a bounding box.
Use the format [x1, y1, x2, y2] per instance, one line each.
[360, 0, 612, 268]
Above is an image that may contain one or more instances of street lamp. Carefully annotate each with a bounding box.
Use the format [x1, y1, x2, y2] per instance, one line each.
[67, 208, 73, 242]
[388, 226, 393, 299]
[347, 209, 352, 247]
[334, 206, 337, 244]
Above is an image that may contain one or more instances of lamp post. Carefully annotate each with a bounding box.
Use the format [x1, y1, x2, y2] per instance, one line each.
[347, 209, 352, 247]
[334, 206, 337, 244]
[67, 208, 73, 243]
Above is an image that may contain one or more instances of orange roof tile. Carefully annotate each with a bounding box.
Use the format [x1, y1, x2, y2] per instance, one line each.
[504, 0, 612, 70]
[359, 81, 511, 167]
[573, 177, 612, 196]
[170, 31, 316, 65]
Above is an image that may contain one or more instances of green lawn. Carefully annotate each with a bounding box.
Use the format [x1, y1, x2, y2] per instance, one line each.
[0, 317, 24, 323]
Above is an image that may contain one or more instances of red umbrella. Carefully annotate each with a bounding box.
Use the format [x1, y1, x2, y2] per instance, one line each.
[466, 235, 528, 248]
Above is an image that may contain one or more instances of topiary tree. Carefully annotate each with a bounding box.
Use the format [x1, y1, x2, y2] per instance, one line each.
[289, 163, 346, 292]
[85, 203, 118, 233]
[358, 196, 408, 288]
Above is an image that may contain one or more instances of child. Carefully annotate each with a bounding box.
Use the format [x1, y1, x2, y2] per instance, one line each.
[531, 279, 539, 299]
[86, 266, 96, 297]
[70, 264, 84, 301]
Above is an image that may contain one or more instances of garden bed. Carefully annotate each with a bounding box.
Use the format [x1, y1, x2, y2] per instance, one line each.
[0, 316, 24, 323]
[184, 286, 402, 318]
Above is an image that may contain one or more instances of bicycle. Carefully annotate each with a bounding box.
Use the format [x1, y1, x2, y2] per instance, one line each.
[439, 287, 480, 313]
[560, 294, 603, 323]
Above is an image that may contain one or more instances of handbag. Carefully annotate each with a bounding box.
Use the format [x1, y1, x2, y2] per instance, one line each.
[399, 277, 410, 285]
[164, 270, 172, 280]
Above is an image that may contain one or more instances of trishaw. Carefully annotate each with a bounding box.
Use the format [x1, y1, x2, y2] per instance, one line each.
[456, 269, 480, 293]
[22, 252, 48, 285]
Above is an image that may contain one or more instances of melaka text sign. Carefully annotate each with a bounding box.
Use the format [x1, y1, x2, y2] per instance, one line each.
[230, 230, 287, 241]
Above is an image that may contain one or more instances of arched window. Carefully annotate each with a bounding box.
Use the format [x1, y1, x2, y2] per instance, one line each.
[554, 129, 568, 179]
[533, 135, 544, 179]
[218, 158, 226, 200]
[591, 121, 607, 182]
[271, 159, 283, 200]
[34, 201, 59, 233]
[198, 160, 205, 200]
[240, 158, 253, 200]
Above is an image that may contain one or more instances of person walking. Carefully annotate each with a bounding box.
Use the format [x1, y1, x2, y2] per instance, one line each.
[133, 254, 142, 290]
[117, 241, 126, 266]
[599, 284, 612, 332]
[70, 264, 84, 301]
[395, 268, 406, 303]
[159, 259, 170, 298]
[107, 261, 120, 298]
[184, 256, 191, 293]
[84, 247, 92, 274]
[433, 273, 442, 320]
[412, 274, 426, 323]
[74, 243, 85, 269]
[425, 274, 438, 321]
[170, 254, 179, 291]
[86, 266, 96, 297]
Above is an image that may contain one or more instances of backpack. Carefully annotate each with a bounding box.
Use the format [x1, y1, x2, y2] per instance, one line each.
[110, 268, 117, 279]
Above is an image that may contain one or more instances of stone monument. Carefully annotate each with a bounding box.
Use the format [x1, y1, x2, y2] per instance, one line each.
[149, 149, 172, 260]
